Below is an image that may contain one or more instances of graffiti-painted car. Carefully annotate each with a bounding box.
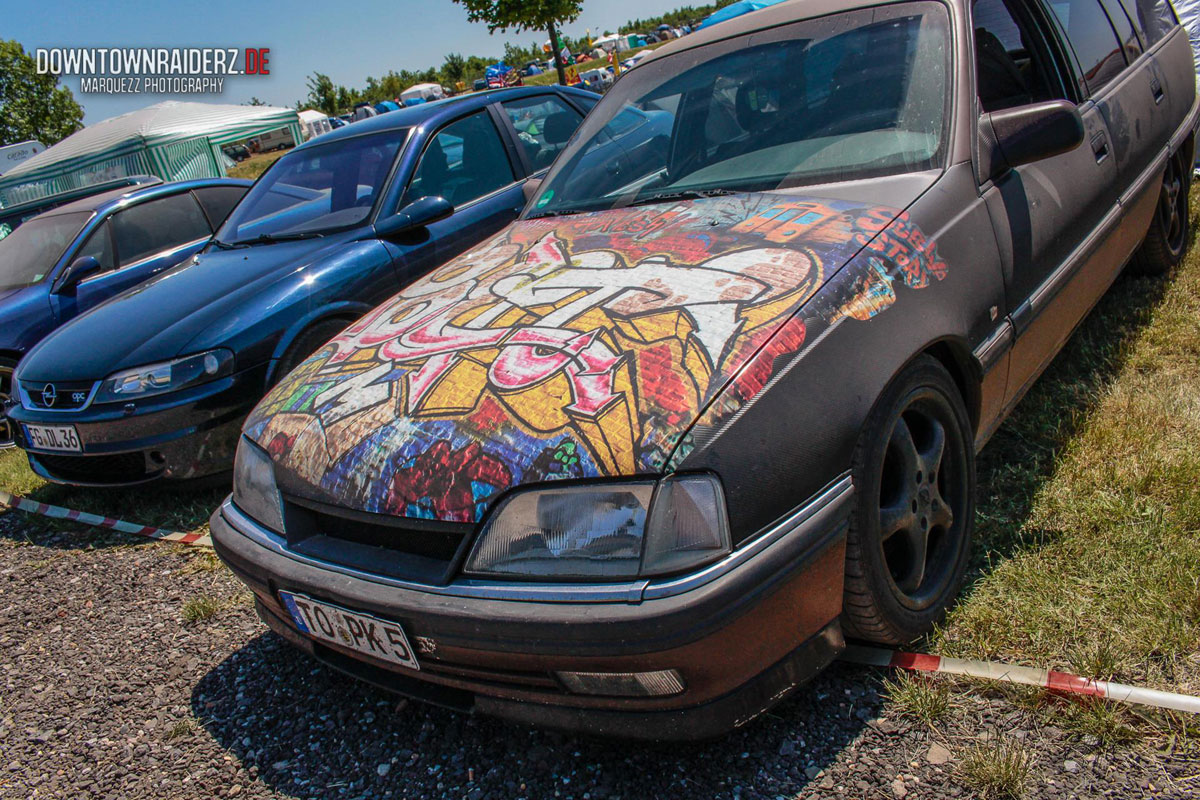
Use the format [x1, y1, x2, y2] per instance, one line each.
[4, 86, 597, 485]
[212, 0, 1197, 738]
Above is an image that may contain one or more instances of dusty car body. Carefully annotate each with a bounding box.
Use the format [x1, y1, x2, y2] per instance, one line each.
[212, 0, 1197, 738]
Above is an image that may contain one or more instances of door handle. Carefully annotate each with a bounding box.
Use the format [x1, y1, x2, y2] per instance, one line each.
[1151, 75, 1165, 104]
[1091, 132, 1109, 164]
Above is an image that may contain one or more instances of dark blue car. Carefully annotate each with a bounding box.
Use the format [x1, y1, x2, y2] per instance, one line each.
[0, 178, 251, 449]
[6, 85, 597, 486]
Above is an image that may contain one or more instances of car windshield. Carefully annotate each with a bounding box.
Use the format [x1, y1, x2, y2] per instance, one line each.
[528, 2, 949, 218]
[0, 212, 90, 291]
[217, 129, 408, 243]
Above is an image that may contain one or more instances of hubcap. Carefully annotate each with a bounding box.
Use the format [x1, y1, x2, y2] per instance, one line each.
[877, 395, 967, 610]
[0, 366, 13, 449]
[1159, 151, 1187, 256]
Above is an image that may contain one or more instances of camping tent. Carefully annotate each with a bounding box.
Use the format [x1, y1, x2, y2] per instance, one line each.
[298, 109, 333, 141]
[0, 101, 301, 207]
[696, 0, 789, 29]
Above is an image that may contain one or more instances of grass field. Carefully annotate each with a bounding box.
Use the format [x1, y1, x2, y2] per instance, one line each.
[225, 150, 285, 181]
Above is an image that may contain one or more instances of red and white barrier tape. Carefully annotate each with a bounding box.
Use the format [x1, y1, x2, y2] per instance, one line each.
[0, 489, 212, 548]
[843, 644, 1200, 715]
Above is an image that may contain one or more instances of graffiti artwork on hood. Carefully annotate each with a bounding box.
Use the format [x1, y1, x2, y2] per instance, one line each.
[247, 193, 947, 522]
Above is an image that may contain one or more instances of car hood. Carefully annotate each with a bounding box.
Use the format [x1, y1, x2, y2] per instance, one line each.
[17, 232, 374, 383]
[247, 181, 944, 522]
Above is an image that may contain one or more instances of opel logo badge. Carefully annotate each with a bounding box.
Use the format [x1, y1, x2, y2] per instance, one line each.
[41, 383, 57, 408]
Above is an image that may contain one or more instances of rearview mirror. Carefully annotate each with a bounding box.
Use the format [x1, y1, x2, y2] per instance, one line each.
[522, 177, 543, 205]
[375, 195, 454, 238]
[981, 100, 1085, 181]
[53, 255, 103, 294]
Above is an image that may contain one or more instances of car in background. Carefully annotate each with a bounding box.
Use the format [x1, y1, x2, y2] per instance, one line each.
[211, 0, 1195, 738]
[0, 178, 250, 449]
[5, 85, 598, 485]
[0, 175, 161, 242]
[222, 144, 251, 162]
[579, 68, 614, 92]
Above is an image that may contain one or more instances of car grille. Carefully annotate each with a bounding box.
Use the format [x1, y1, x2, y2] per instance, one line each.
[32, 451, 150, 484]
[281, 494, 475, 585]
[21, 380, 96, 411]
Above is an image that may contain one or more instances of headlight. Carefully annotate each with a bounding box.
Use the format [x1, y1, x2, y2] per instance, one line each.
[232, 436, 284, 533]
[464, 474, 731, 580]
[94, 349, 233, 403]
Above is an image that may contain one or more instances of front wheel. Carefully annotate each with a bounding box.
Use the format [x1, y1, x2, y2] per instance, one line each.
[842, 355, 975, 645]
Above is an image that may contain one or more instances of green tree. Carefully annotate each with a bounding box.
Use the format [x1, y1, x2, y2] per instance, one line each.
[442, 53, 467, 87]
[245, 96, 267, 106]
[305, 72, 338, 116]
[452, 0, 584, 86]
[0, 40, 84, 147]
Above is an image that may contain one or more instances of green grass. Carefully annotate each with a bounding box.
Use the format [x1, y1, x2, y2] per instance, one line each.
[226, 150, 284, 180]
[959, 739, 1031, 800]
[935, 193, 1200, 707]
[883, 671, 954, 728]
[181, 593, 224, 623]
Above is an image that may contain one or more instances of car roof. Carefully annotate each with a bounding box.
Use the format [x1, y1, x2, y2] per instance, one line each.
[638, 0, 942, 68]
[0, 176, 162, 218]
[292, 85, 595, 149]
[40, 177, 252, 219]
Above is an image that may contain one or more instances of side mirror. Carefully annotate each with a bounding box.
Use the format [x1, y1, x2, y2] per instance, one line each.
[375, 195, 454, 238]
[522, 177, 544, 205]
[53, 255, 103, 294]
[981, 100, 1085, 181]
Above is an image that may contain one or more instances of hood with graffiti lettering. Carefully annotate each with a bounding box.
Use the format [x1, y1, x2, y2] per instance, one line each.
[244, 191, 947, 522]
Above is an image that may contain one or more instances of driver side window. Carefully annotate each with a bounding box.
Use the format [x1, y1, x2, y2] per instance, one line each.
[73, 221, 115, 274]
[973, 0, 1069, 112]
[406, 112, 516, 208]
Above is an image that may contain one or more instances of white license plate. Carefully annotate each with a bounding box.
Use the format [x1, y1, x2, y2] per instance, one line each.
[23, 423, 81, 452]
[279, 591, 419, 671]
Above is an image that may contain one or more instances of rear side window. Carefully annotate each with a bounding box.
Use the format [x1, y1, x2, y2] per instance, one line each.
[1046, 0, 1127, 93]
[501, 95, 584, 171]
[192, 186, 248, 230]
[1098, 0, 1143, 59]
[112, 192, 211, 266]
[1116, 0, 1177, 45]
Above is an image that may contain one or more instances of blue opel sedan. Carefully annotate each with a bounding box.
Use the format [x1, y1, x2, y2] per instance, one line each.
[0, 178, 251, 449]
[6, 86, 597, 485]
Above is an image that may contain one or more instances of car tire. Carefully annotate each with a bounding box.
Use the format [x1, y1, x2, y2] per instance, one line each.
[842, 355, 975, 645]
[0, 357, 16, 450]
[273, 319, 349, 386]
[1131, 147, 1191, 276]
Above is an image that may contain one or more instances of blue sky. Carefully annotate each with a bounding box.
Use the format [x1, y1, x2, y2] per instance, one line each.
[11, 0, 690, 123]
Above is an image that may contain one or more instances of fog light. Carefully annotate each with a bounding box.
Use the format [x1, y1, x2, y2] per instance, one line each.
[556, 669, 685, 697]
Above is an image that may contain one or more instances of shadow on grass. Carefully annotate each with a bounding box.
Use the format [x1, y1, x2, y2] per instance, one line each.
[964, 261, 1175, 586]
[193, 630, 876, 800]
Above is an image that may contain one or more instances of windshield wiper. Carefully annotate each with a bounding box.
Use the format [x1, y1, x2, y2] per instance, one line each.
[625, 188, 736, 208]
[231, 231, 326, 246]
[209, 238, 250, 250]
[526, 208, 587, 219]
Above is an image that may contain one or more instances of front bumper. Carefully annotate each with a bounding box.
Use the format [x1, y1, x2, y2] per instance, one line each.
[211, 475, 855, 740]
[7, 363, 268, 487]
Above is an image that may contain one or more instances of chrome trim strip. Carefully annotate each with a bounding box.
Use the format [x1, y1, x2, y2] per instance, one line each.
[79, 236, 208, 285]
[218, 472, 855, 605]
[972, 320, 1013, 374]
[18, 380, 102, 413]
[641, 473, 853, 600]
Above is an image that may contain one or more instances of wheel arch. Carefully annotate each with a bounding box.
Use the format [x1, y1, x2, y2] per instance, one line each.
[265, 303, 370, 385]
[919, 338, 981, 437]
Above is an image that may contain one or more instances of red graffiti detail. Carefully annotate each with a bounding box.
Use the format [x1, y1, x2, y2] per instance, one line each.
[388, 440, 512, 522]
[636, 345, 694, 415]
[728, 316, 808, 401]
[265, 432, 295, 460]
[488, 328, 624, 417]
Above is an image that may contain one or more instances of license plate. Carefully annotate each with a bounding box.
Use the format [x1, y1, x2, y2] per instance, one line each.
[22, 423, 81, 452]
[279, 591, 419, 671]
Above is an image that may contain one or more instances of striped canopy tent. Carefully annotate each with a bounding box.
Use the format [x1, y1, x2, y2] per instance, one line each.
[0, 101, 300, 207]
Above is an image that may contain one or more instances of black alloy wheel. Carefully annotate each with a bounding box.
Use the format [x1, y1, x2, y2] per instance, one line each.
[0, 358, 16, 450]
[843, 355, 975, 645]
[1132, 147, 1191, 275]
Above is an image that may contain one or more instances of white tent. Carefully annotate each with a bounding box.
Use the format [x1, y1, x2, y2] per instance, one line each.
[0, 101, 301, 206]
[298, 109, 333, 141]
[401, 83, 445, 105]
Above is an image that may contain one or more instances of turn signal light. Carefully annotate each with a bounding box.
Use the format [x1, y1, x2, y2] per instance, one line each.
[555, 669, 685, 697]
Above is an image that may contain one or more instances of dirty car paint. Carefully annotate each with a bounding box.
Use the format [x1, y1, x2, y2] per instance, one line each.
[245, 193, 947, 522]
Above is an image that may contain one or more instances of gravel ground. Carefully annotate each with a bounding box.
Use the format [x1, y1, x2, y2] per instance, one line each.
[2, 509, 1197, 800]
